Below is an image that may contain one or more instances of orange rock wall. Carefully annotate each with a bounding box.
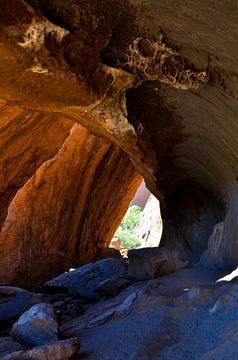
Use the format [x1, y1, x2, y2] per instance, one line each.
[0, 104, 72, 228]
[0, 124, 141, 286]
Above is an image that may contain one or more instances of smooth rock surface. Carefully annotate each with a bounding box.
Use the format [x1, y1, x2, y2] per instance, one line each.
[10, 303, 58, 348]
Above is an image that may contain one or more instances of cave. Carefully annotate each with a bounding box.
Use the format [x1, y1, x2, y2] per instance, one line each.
[0, 1, 238, 359]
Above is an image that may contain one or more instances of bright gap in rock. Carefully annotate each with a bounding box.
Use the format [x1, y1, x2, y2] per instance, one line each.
[217, 267, 238, 282]
[110, 181, 163, 256]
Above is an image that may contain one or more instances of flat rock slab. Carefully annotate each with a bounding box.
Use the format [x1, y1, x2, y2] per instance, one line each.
[45, 258, 128, 300]
[1, 338, 80, 360]
[128, 247, 189, 280]
[10, 303, 58, 348]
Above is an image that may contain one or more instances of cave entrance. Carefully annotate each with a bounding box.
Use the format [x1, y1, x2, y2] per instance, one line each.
[110, 181, 163, 256]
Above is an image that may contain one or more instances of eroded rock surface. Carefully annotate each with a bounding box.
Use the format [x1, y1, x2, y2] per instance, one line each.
[0, 124, 141, 286]
[2, 2, 238, 359]
[0, 0, 237, 272]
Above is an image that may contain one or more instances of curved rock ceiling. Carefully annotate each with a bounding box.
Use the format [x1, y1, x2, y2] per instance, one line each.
[1, 0, 238, 275]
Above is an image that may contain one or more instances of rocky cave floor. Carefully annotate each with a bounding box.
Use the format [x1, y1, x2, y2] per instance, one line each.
[1, 251, 238, 360]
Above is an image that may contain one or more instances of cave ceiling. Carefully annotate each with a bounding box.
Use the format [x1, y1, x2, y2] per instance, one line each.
[1, 0, 238, 268]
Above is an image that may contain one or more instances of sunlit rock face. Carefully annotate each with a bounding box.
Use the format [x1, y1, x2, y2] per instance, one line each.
[0, 124, 141, 287]
[0, 107, 72, 229]
[132, 195, 162, 248]
[0, 0, 238, 281]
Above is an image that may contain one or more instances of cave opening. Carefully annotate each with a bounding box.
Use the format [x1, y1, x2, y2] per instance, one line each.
[110, 181, 163, 255]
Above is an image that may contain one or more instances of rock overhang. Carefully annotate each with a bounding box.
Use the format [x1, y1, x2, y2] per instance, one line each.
[0, 0, 238, 273]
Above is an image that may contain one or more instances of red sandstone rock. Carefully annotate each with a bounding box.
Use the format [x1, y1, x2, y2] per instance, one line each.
[0, 104, 72, 228]
[0, 0, 237, 284]
[0, 124, 141, 286]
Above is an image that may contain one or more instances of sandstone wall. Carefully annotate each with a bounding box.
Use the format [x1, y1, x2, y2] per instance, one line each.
[1, 0, 238, 276]
[0, 124, 141, 286]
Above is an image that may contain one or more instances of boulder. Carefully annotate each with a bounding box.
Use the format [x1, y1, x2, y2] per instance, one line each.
[45, 258, 128, 300]
[10, 303, 58, 348]
[0, 337, 24, 357]
[128, 247, 189, 280]
[0, 288, 32, 321]
[1, 338, 80, 360]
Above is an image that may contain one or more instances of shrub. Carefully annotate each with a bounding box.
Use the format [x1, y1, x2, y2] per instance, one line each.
[115, 205, 142, 249]
[121, 205, 142, 231]
[115, 228, 141, 249]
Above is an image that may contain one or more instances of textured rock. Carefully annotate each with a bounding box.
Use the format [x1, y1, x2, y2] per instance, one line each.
[61, 283, 143, 337]
[60, 267, 238, 360]
[0, 124, 141, 286]
[10, 303, 58, 348]
[0, 0, 238, 281]
[0, 105, 72, 229]
[45, 258, 128, 300]
[1, 338, 80, 360]
[128, 247, 189, 280]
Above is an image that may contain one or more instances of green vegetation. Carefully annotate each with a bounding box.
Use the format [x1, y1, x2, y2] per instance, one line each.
[115, 205, 142, 249]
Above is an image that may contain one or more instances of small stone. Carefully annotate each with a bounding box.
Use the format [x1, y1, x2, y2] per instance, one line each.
[10, 303, 58, 348]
